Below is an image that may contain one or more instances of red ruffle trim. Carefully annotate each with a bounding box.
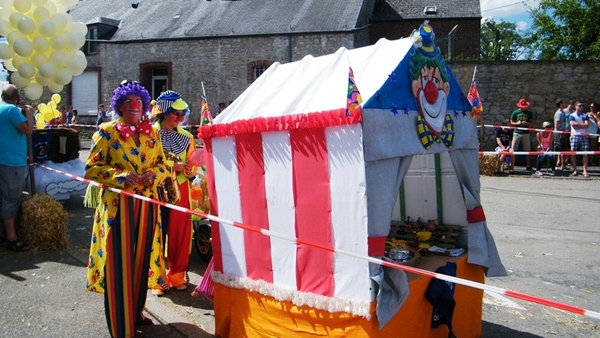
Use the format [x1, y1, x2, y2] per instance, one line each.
[197, 108, 362, 140]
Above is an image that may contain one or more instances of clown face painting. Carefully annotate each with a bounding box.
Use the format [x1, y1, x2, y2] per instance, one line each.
[409, 22, 455, 150]
[412, 64, 450, 133]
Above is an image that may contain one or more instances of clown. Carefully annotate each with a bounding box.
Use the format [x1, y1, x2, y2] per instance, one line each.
[409, 21, 455, 150]
[150, 90, 197, 295]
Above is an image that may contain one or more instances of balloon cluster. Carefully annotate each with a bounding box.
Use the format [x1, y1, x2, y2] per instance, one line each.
[34, 92, 61, 128]
[0, 0, 88, 100]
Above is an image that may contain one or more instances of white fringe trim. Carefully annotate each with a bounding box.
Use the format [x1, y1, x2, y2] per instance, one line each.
[211, 271, 371, 319]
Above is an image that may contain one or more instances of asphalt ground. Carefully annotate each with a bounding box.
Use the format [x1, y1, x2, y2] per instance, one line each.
[0, 141, 599, 337]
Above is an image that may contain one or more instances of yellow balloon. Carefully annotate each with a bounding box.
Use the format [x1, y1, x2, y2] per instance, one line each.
[49, 100, 57, 110]
[38, 103, 48, 114]
[51, 93, 61, 104]
[36, 116, 46, 129]
[43, 110, 53, 122]
[52, 109, 60, 119]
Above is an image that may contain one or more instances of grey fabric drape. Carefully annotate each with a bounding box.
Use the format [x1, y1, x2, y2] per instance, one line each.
[365, 155, 414, 328]
[448, 149, 507, 277]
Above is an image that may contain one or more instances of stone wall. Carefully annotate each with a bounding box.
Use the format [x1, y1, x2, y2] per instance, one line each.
[449, 61, 600, 150]
[91, 32, 360, 125]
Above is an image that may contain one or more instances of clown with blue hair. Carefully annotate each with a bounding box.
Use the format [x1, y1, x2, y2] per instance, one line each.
[84, 80, 171, 338]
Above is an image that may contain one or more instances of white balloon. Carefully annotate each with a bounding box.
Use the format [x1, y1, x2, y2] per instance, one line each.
[0, 19, 12, 36]
[10, 72, 31, 87]
[55, 4, 66, 14]
[32, 0, 48, 7]
[0, 5, 13, 21]
[31, 52, 48, 67]
[47, 81, 63, 93]
[73, 22, 88, 36]
[33, 6, 50, 23]
[69, 53, 87, 76]
[32, 36, 50, 53]
[13, 38, 33, 57]
[37, 18, 56, 37]
[50, 33, 68, 50]
[11, 55, 27, 68]
[45, 0, 56, 16]
[24, 82, 44, 100]
[18, 62, 35, 78]
[7, 31, 24, 44]
[3, 58, 17, 72]
[54, 69, 72, 85]
[17, 16, 35, 35]
[59, 0, 78, 8]
[69, 30, 85, 49]
[13, 0, 32, 14]
[0, 43, 14, 59]
[38, 61, 56, 78]
[50, 50, 67, 67]
[9, 13, 24, 29]
[35, 72, 51, 86]
[52, 12, 71, 31]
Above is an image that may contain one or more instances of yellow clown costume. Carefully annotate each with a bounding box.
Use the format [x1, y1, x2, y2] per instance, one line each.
[84, 81, 171, 338]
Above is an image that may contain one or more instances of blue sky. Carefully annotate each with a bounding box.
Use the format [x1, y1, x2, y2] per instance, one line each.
[481, 0, 540, 31]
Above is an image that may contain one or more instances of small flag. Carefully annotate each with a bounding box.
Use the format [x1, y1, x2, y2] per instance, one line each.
[346, 67, 362, 117]
[200, 96, 212, 126]
[467, 80, 482, 121]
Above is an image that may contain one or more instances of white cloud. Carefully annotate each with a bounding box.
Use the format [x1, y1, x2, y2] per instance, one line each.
[515, 21, 528, 31]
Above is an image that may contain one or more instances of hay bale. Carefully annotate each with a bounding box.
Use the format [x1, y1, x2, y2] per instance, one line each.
[479, 154, 497, 176]
[17, 194, 70, 252]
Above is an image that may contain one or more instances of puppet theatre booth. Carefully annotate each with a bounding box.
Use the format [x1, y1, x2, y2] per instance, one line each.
[199, 23, 506, 337]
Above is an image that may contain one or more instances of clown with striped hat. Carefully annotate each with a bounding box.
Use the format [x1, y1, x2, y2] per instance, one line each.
[150, 90, 197, 295]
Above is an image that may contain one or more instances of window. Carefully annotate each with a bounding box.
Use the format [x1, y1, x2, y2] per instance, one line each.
[247, 60, 274, 83]
[253, 66, 267, 81]
[87, 26, 98, 55]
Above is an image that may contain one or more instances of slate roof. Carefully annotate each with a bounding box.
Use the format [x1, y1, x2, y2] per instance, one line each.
[69, 0, 369, 42]
[372, 0, 481, 21]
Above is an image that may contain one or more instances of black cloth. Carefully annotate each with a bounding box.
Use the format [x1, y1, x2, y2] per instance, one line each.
[426, 262, 457, 338]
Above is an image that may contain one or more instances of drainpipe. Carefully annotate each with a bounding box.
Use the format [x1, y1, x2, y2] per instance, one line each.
[288, 35, 293, 62]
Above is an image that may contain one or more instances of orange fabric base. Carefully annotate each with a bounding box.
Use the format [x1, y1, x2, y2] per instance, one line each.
[214, 256, 484, 338]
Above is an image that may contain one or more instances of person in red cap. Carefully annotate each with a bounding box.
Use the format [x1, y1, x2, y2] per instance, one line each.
[510, 98, 534, 171]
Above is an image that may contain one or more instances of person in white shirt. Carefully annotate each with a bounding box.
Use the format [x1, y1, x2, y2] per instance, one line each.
[568, 102, 590, 177]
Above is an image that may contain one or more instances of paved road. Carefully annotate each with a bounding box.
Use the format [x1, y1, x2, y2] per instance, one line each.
[0, 139, 598, 337]
[480, 175, 600, 337]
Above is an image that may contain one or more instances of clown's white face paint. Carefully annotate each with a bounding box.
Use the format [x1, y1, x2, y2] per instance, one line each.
[413, 66, 449, 134]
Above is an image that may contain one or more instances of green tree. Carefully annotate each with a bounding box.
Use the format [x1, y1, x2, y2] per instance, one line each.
[480, 19, 525, 60]
[525, 0, 600, 60]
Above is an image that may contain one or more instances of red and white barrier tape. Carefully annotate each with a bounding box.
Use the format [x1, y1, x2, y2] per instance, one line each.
[479, 150, 600, 156]
[37, 163, 600, 321]
[479, 124, 600, 138]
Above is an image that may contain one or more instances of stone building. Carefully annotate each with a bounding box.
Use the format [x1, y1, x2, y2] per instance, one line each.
[67, 0, 481, 122]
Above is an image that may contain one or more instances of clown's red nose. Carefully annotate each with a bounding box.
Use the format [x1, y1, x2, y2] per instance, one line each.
[130, 99, 142, 109]
[424, 80, 439, 104]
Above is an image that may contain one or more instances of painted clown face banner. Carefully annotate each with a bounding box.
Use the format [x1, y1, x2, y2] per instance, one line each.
[361, 21, 475, 160]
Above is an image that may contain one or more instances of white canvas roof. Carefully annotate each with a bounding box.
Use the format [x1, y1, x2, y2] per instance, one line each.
[215, 37, 413, 123]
